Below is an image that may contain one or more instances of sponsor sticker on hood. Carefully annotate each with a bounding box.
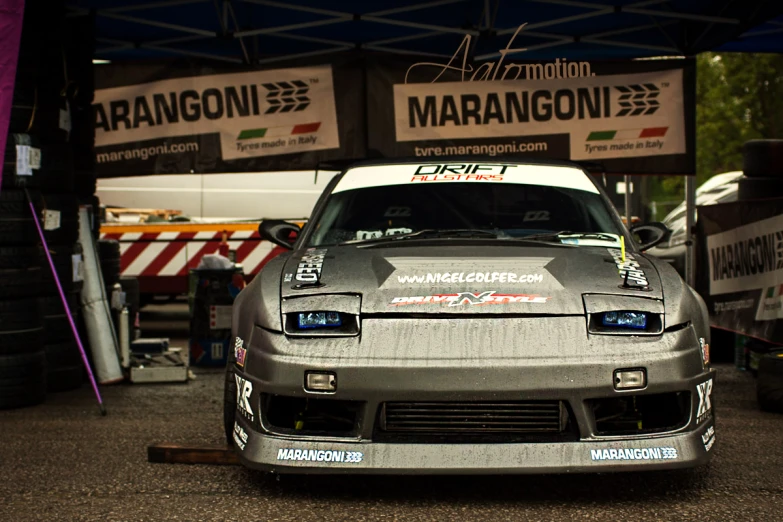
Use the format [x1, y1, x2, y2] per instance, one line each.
[295, 248, 328, 283]
[234, 337, 246, 367]
[235, 375, 254, 422]
[381, 256, 563, 291]
[390, 291, 550, 307]
[233, 421, 248, 451]
[608, 248, 649, 288]
[396, 271, 544, 285]
[696, 378, 713, 424]
[702, 425, 716, 452]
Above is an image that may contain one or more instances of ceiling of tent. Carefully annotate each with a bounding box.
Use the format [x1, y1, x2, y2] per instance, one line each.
[65, 0, 783, 64]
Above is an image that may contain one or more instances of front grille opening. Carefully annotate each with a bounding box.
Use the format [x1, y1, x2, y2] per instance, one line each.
[374, 400, 579, 443]
[262, 394, 362, 437]
[589, 391, 690, 436]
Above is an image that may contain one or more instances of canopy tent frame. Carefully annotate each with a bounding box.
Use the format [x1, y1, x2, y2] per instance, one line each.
[66, 0, 783, 288]
[68, 0, 777, 65]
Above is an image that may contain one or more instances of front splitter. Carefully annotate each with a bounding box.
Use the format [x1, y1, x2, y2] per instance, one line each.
[233, 420, 715, 475]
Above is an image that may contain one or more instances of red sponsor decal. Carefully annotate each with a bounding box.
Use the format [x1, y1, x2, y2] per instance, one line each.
[410, 174, 505, 183]
[390, 291, 550, 306]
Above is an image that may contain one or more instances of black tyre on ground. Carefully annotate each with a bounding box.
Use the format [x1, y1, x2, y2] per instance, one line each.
[44, 341, 83, 393]
[0, 266, 44, 299]
[120, 276, 140, 342]
[0, 245, 41, 270]
[121, 276, 140, 312]
[757, 351, 783, 413]
[98, 238, 120, 260]
[0, 214, 46, 299]
[41, 291, 80, 348]
[98, 239, 121, 288]
[0, 351, 46, 410]
[0, 297, 44, 357]
[737, 177, 783, 201]
[7, 93, 67, 142]
[0, 189, 42, 246]
[743, 140, 783, 178]
[43, 313, 76, 345]
[42, 243, 84, 295]
[2, 133, 41, 190]
[41, 291, 78, 317]
[73, 169, 97, 199]
[41, 194, 80, 245]
[3, 137, 75, 193]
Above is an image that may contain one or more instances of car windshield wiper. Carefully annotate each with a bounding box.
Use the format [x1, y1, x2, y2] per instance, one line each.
[343, 228, 504, 245]
[515, 231, 620, 243]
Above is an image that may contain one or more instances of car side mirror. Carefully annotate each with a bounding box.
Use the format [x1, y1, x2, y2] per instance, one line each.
[630, 222, 669, 251]
[258, 220, 301, 250]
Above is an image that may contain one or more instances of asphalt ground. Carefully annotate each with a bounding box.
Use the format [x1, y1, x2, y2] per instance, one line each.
[2, 303, 783, 521]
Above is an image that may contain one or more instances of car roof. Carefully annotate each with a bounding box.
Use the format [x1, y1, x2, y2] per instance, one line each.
[661, 171, 742, 224]
[696, 171, 743, 195]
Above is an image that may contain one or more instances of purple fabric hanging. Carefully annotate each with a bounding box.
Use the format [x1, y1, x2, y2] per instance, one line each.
[0, 0, 25, 192]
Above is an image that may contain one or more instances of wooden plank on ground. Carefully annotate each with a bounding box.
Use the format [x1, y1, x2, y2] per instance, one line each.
[147, 443, 240, 466]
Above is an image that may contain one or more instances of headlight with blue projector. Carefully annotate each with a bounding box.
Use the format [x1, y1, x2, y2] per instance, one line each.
[297, 311, 342, 329]
[583, 295, 664, 336]
[602, 311, 647, 330]
[587, 309, 663, 336]
[281, 294, 361, 337]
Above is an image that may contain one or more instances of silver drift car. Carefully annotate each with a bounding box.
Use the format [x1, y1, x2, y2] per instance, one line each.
[225, 159, 715, 475]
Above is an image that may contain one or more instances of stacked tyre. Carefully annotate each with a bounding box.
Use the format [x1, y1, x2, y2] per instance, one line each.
[35, 139, 84, 395]
[1, 152, 85, 399]
[121, 276, 141, 343]
[1, 0, 90, 408]
[739, 140, 783, 200]
[98, 239, 121, 295]
[0, 192, 47, 409]
[40, 236, 85, 393]
[758, 351, 783, 413]
[94, 242, 138, 352]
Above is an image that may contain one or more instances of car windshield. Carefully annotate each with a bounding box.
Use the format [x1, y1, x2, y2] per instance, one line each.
[307, 165, 624, 247]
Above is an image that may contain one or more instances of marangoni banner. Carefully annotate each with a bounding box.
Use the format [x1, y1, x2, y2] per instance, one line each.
[697, 199, 783, 344]
[93, 58, 364, 177]
[93, 52, 694, 177]
[367, 55, 696, 175]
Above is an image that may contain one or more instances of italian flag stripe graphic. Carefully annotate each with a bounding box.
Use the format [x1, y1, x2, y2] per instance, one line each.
[238, 122, 322, 140]
[587, 130, 617, 141]
[292, 122, 321, 134]
[587, 127, 669, 141]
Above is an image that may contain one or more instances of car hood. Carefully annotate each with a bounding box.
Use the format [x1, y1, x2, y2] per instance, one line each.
[280, 242, 662, 315]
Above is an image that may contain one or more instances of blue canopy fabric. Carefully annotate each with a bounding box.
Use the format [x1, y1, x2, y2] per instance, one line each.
[65, 0, 783, 64]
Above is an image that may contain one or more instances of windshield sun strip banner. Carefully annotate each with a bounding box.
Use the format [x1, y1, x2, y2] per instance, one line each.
[331, 163, 599, 194]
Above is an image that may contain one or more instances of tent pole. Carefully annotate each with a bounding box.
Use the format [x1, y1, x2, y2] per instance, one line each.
[685, 175, 696, 287]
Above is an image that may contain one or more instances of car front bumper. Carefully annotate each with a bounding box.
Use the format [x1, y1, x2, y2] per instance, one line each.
[232, 317, 716, 474]
[233, 422, 713, 474]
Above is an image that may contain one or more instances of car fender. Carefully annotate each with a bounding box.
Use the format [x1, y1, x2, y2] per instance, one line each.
[232, 252, 289, 341]
[646, 254, 709, 340]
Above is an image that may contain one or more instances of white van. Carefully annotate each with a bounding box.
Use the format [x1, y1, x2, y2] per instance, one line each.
[96, 170, 340, 222]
